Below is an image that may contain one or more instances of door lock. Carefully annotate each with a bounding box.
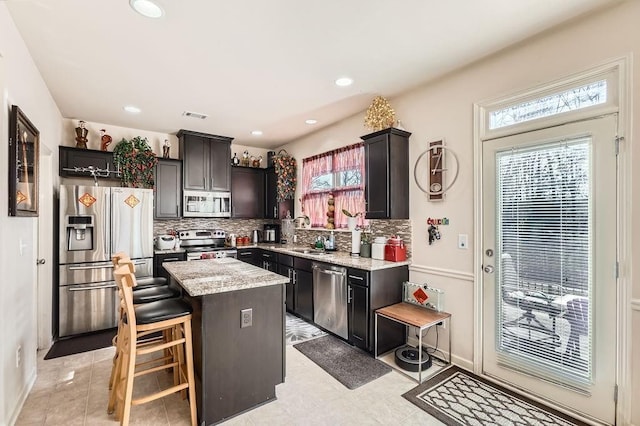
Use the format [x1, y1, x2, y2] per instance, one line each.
[37, 258, 46, 265]
[483, 265, 494, 274]
[485, 249, 493, 257]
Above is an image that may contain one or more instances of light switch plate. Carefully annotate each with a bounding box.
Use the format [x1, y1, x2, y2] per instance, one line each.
[241, 308, 253, 328]
[458, 234, 468, 249]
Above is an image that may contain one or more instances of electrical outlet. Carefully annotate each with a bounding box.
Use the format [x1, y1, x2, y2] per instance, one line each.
[458, 234, 468, 249]
[437, 320, 446, 329]
[241, 308, 253, 328]
[16, 345, 22, 368]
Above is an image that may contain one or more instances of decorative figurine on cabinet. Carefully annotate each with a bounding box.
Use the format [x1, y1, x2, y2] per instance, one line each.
[251, 155, 263, 168]
[232, 152, 240, 166]
[241, 150, 250, 167]
[100, 129, 112, 151]
[162, 139, 171, 158]
[75, 120, 88, 149]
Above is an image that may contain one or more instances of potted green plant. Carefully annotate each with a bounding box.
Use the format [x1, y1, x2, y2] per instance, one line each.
[113, 136, 158, 188]
[360, 226, 372, 258]
[342, 209, 363, 230]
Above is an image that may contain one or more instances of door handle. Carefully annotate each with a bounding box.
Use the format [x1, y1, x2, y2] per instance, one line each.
[348, 274, 364, 281]
[484, 265, 495, 274]
[274, 206, 277, 218]
[163, 257, 180, 262]
[37, 258, 46, 265]
[292, 270, 297, 284]
[348, 286, 353, 303]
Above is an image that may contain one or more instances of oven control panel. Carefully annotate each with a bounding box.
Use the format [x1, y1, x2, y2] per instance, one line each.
[179, 229, 226, 240]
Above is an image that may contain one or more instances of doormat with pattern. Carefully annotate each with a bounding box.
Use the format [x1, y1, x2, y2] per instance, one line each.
[402, 366, 587, 426]
[286, 313, 326, 345]
[293, 334, 391, 389]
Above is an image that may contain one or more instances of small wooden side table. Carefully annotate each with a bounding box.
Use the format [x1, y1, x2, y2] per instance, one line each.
[375, 302, 451, 384]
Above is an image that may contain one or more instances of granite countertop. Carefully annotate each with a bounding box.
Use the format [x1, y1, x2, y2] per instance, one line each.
[163, 257, 288, 297]
[254, 243, 411, 271]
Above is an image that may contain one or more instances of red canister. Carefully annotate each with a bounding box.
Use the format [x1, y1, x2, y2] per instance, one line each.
[384, 236, 407, 262]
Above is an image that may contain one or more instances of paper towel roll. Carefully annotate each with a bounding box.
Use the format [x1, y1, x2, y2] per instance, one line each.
[351, 231, 361, 255]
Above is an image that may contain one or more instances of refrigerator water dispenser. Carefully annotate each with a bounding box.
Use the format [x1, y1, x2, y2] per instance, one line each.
[66, 215, 94, 251]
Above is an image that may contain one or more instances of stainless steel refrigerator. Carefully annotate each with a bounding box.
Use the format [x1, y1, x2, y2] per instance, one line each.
[58, 184, 154, 337]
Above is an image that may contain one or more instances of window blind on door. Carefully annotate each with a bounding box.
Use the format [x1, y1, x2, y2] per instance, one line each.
[495, 137, 592, 391]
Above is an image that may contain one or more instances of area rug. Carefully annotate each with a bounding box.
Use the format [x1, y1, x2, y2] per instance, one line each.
[44, 328, 116, 360]
[293, 334, 391, 389]
[285, 313, 326, 345]
[402, 366, 586, 425]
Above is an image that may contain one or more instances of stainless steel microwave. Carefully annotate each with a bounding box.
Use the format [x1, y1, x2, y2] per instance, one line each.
[183, 190, 231, 217]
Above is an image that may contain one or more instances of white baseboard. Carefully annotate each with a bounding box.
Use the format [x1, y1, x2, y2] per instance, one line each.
[7, 367, 36, 426]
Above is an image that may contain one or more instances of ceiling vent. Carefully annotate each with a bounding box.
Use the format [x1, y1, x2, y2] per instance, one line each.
[182, 111, 208, 120]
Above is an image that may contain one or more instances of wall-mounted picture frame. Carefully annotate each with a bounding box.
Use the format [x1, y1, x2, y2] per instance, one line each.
[8, 105, 39, 216]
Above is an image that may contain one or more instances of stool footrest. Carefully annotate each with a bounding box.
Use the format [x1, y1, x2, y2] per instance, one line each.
[132, 382, 189, 406]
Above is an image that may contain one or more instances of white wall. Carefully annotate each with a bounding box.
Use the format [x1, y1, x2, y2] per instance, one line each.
[280, 1, 638, 423]
[0, 3, 63, 425]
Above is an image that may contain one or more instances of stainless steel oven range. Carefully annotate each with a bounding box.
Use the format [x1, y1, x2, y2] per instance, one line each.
[178, 229, 238, 261]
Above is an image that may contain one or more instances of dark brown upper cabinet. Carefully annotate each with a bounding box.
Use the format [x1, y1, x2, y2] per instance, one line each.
[59, 146, 119, 180]
[154, 158, 182, 219]
[178, 130, 233, 192]
[265, 167, 294, 219]
[231, 166, 265, 218]
[361, 127, 411, 219]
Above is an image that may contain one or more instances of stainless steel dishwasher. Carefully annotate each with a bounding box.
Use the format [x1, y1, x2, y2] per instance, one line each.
[312, 262, 348, 339]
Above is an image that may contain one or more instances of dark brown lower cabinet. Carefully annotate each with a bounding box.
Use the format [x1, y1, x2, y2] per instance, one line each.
[293, 257, 314, 322]
[347, 266, 408, 354]
[184, 284, 285, 425]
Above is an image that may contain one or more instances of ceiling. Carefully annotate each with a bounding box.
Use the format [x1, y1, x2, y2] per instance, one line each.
[6, 0, 617, 148]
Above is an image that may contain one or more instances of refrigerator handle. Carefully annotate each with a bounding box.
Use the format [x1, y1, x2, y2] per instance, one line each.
[104, 189, 110, 258]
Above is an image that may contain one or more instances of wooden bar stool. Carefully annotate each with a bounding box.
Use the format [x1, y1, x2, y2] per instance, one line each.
[112, 253, 179, 302]
[112, 252, 170, 289]
[108, 255, 179, 390]
[110, 266, 197, 426]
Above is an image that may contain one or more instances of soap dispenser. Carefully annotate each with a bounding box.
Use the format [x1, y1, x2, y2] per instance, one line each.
[327, 231, 335, 250]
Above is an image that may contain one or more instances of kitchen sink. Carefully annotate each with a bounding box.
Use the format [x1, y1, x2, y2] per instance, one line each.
[289, 248, 327, 256]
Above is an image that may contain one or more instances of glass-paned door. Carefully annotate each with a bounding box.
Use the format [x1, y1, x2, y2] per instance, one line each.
[482, 115, 617, 424]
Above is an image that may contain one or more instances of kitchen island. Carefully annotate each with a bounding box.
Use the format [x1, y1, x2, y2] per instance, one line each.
[163, 257, 288, 425]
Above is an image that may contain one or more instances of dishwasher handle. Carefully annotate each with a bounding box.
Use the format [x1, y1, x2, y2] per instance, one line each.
[313, 266, 346, 277]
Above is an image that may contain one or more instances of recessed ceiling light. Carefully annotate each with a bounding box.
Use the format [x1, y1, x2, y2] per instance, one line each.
[305, 119, 318, 125]
[251, 130, 263, 136]
[129, 0, 164, 18]
[123, 105, 141, 114]
[335, 77, 353, 87]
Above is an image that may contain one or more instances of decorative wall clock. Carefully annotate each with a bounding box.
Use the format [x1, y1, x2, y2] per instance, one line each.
[414, 140, 459, 200]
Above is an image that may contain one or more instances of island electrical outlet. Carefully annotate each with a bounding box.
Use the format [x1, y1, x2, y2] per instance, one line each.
[241, 308, 253, 328]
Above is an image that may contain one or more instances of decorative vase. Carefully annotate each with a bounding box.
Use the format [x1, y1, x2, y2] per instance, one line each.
[347, 217, 357, 231]
[360, 242, 371, 258]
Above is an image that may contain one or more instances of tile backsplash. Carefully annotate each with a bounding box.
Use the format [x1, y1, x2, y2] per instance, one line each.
[154, 218, 412, 258]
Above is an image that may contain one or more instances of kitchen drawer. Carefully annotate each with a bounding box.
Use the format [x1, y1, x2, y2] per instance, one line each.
[278, 254, 294, 267]
[260, 250, 279, 263]
[294, 257, 313, 272]
[347, 268, 369, 287]
[154, 252, 186, 277]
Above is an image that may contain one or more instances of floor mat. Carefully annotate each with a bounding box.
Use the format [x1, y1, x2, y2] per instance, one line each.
[402, 365, 587, 425]
[44, 328, 116, 360]
[293, 334, 391, 389]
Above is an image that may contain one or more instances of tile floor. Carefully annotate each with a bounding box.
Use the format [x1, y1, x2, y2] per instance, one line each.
[16, 342, 445, 425]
